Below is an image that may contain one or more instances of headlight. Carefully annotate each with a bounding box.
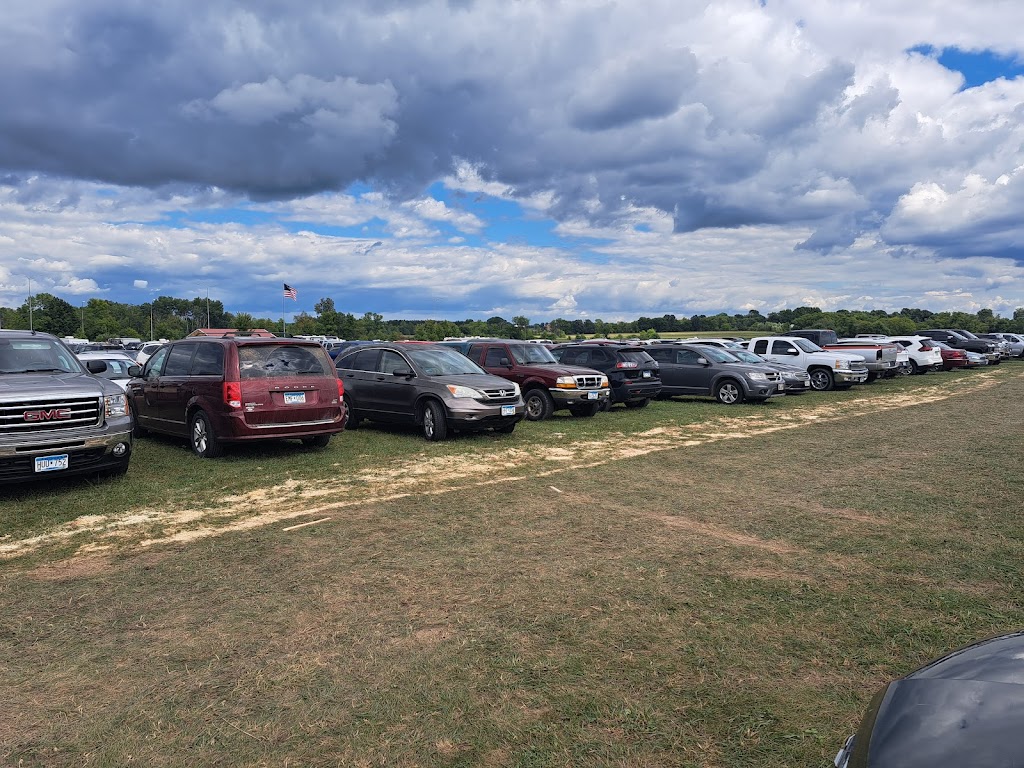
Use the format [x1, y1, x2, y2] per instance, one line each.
[554, 376, 577, 389]
[746, 372, 767, 381]
[600, 375, 609, 387]
[446, 384, 484, 398]
[835, 359, 850, 369]
[104, 393, 128, 418]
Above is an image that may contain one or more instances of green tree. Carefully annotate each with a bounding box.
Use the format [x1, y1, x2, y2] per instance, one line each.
[233, 313, 255, 333]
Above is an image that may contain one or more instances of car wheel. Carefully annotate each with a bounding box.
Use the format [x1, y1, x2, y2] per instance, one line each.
[599, 398, 613, 411]
[624, 398, 649, 409]
[189, 410, 223, 458]
[808, 368, 835, 391]
[715, 380, 744, 405]
[343, 396, 360, 429]
[494, 423, 516, 434]
[569, 402, 601, 417]
[132, 421, 148, 438]
[421, 400, 448, 441]
[523, 389, 554, 421]
[302, 434, 331, 448]
[909, 360, 921, 375]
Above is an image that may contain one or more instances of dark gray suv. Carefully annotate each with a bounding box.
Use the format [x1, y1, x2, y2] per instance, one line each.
[336, 343, 525, 440]
[647, 343, 784, 404]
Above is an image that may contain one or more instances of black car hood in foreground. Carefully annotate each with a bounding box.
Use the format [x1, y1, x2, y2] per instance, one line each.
[840, 631, 1024, 767]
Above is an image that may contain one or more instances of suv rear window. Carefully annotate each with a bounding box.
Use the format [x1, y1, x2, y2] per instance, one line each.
[239, 345, 332, 379]
[617, 350, 654, 364]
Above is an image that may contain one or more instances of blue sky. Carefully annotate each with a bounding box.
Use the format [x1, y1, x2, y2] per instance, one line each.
[2, 0, 1024, 323]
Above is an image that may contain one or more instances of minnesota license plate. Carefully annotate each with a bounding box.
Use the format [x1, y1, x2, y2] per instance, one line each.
[35, 454, 69, 473]
[500, 405, 515, 416]
[284, 392, 306, 405]
[642, 370, 652, 378]
[587, 391, 599, 400]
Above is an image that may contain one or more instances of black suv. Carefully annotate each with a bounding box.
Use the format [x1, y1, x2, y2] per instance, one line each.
[917, 329, 999, 361]
[548, 343, 661, 408]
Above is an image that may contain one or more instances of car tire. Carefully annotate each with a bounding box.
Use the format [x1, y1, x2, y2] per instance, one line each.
[494, 423, 516, 434]
[624, 398, 649, 409]
[302, 434, 331, 448]
[343, 396, 360, 429]
[909, 360, 921, 375]
[132, 421, 149, 438]
[569, 402, 601, 417]
[421, 399, 448, 441]
[714, 379, 744, 405]
[599, 398, 613, 411]
[189, 410, 223, 458]
[808, 367, 835, 391]
[523, 389, 555, 421]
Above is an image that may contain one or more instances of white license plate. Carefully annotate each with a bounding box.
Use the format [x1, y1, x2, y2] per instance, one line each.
[586, 391, 599, 400]
[284, 392, 306, 405]
[778, 383, 785, 391]
[500, 405, 515, 416]
[642, 370, 651, 378]
[35, 454, 69, 473]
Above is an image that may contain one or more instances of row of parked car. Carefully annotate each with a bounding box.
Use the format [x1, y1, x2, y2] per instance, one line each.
[0, 326, 1019, 483]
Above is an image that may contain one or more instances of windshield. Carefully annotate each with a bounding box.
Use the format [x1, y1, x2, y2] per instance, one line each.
[0, 339, 82, 374]
[238, 345, 332, 378]
[956, 330, 979, 339]
[695, 346, 740, 363]
[793, 338, 824, 353]
[509, 344, 557, 364]
[90, 358, 136, 379]
[408, 347, 487, 376]
[729, 349, 766, 364]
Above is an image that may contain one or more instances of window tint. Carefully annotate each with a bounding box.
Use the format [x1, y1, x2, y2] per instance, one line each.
[772, 340, 796, 354]
[163, 344, 197, 376]
[467, 344, 485, 361]
[145, 346, 169, 376]
[484, 347, 509, 367]
[753, 340, 768, 354]
[677, 349, 702, 364]
[648, 349, 673, 362]
[238, 345, 331, 379]
[618, 350, 654, 364]
[378, 350, 409, 374]
[190, 344, 224, 376]
[340, 349, 379, 371]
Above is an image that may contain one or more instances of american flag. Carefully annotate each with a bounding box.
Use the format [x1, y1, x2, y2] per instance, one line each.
[283, 283, 297, 300]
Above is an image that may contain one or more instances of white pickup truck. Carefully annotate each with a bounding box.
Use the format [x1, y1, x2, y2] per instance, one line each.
[746, 336, 869, 391]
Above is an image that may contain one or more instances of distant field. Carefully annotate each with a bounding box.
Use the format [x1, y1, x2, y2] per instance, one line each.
[3, 366, 1023, 766]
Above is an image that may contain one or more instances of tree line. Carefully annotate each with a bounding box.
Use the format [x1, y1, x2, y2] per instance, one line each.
[2, 293, 1023, 341]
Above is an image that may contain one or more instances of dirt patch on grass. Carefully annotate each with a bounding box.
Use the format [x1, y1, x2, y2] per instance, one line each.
[659, 515, 802, 556]
[0, 370, 1011, 563]
[25, 553, 112, 581]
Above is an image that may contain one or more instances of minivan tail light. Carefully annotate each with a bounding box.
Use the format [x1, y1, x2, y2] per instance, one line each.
[337, 378, 345, 399]
[223, 382, 242, 408]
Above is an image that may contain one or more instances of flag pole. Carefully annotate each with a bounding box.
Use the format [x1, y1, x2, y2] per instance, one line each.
[282, 289, 286, 337]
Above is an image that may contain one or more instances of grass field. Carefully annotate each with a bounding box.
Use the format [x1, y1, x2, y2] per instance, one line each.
[3, 365, 1023, 766]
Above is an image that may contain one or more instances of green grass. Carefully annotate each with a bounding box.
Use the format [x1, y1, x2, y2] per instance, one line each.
[2, 365, 1023, 766]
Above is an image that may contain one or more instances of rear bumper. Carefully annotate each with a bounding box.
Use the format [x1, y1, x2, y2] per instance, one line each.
[611, 379, 662, 403]
[220, 404, 349, 442]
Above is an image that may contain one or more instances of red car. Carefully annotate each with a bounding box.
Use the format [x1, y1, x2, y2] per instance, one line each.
[128, 336, 347, 457]
[931, 341, 969, 370]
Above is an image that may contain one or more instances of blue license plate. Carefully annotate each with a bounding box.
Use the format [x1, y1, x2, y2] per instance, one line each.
[35, 454, 69, 473]
[587, 391, 599, 400]
[500, 405, 515, 416]
[284, 392, 306, 405]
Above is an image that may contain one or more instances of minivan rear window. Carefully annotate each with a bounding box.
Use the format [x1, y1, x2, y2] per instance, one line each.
[239, 345, 331, 379]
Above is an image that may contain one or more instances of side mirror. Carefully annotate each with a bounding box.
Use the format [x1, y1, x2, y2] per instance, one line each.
[128, 365, 143, 377]
[696, 357, 709, 366]
[499, 358, 512, 367]
[86, 360, 108, 373]
[392, 367, 414, 378]
[785, 348, 799, 355]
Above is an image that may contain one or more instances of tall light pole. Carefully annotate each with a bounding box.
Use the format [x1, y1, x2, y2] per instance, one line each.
[206, 287, 210, 328]
[81, 301, 86, 338]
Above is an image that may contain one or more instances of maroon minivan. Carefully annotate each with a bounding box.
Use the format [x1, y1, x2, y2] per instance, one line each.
[127, 336, 348, 457]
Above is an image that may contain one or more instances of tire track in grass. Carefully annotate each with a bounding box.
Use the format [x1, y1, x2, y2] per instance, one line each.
[1, 370, 1008, 562]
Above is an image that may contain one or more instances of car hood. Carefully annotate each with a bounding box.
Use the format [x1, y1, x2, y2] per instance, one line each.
[0, 371, 118, 398]
[431, 373, 520, 391]
[512, 363, 605, 378]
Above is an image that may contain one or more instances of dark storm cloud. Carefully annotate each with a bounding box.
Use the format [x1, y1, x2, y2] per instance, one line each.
[2, 0, 1024, 259]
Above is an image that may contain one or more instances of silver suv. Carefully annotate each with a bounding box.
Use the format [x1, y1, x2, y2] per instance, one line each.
[0, 330, 134, 483]
[336, 343, 525, 440]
